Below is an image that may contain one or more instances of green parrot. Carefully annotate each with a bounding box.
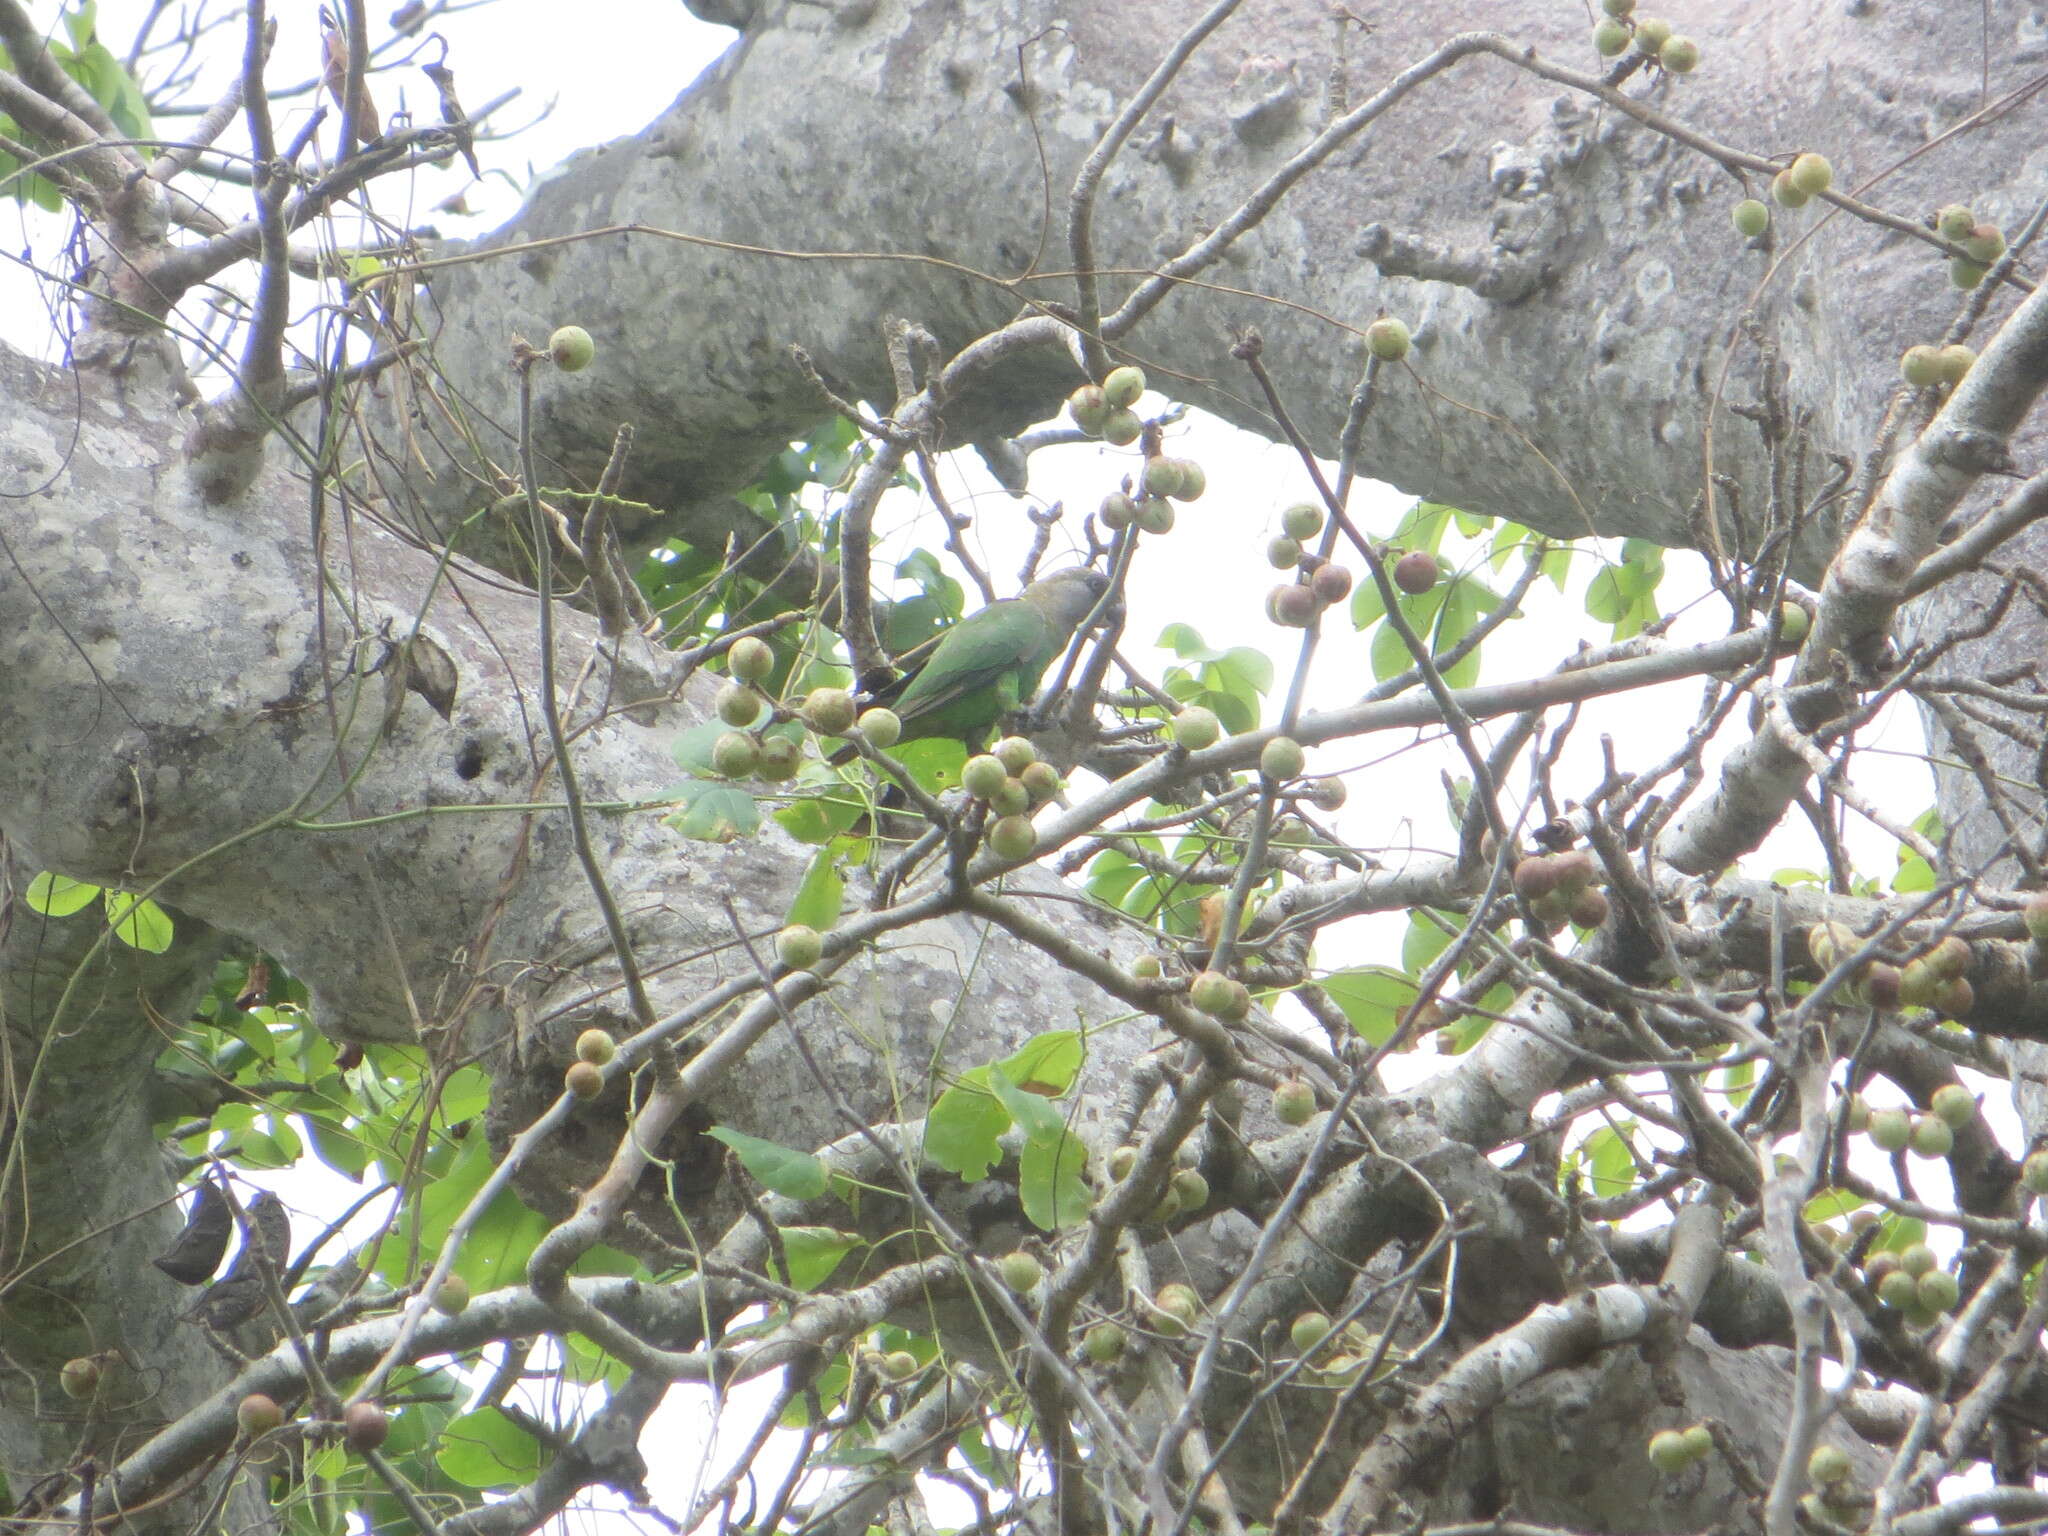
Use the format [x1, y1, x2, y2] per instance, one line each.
[840, 567, 1113, 759]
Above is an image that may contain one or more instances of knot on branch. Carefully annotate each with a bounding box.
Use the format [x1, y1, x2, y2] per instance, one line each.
[1228, 55, 1302, 146]
[1929, 427, 2016, 477]
[1354, 221, 1546, 304]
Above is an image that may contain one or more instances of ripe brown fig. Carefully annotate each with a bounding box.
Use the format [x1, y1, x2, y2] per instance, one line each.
[343, 1400, 389, 1453]
[1514, 856, 1560, 902]
[1569, 887, 1610, 929]
[1393, 550, 1438, 595]
[237, 1392, 284, 1435]
[1306, 776, 1347, 811]
[1270, 583, 1320, 628]
[564, 1061, 604, 1100]
[1310, 562, 1353, 605]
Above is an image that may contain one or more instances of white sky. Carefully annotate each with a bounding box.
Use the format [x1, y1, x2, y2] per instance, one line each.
[1, 3, 1962, 1525]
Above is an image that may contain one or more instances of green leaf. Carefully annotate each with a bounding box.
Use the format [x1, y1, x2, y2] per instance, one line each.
[1804, 1189, 1865, 1225]
[663, 781, 762, 842]
[1393, 501, 1452, 552]
[376, 1134, 545, 1291]
[105, 892, 173, 952]
[671, 721, 729, 776]
[1717, 1054, 1755, 1106]
[780, 1226, 861, 1290]
[1581, 1124, 1637, 1199]
[894, 737, 967, 795]
[1893, 844, 1934, 893]
[437, 1408, 545, 1489]
[780, 1353, 850, 1427]
[995, 1030, 1084, 1095]
[924, 1079, 1008, 1181]
[238, 1116, 302, 1169]
[988, 1064, 1064, 1146]
[785, 847, 846, 932]
[439, 1065, 492, 1124]
[1401, 908, 1460, 975]
[707, 1126, 831, 1200]
[25, 871, 99, 915]
[305, 1115, 371, 1178]
[774, 789, 867, 846]
[63, 2, 96, 48]
[1020, 1130, 1091, 1231]
[1157, 623, 1227, 663]
[1315, 967, 1420, 1046]
[1084, 848, 1147, 908]
[1212, 646, 1274, 697]
[896, 549, 965, 622]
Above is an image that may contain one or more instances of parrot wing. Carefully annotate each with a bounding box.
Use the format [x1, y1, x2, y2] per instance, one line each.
[890, 598, 1053, 731]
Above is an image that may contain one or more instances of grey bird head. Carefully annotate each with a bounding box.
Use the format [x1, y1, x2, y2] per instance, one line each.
[1028, 567, 1114, 630]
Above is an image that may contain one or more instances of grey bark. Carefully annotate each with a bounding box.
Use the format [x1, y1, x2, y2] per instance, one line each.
[2, 0, 2041, 1529]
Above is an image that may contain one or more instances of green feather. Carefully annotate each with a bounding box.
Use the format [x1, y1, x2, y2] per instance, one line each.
[873, 568, 1109, 750]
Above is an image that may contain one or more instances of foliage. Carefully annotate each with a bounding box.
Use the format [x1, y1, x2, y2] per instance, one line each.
[8, 6, 2048, 1536]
